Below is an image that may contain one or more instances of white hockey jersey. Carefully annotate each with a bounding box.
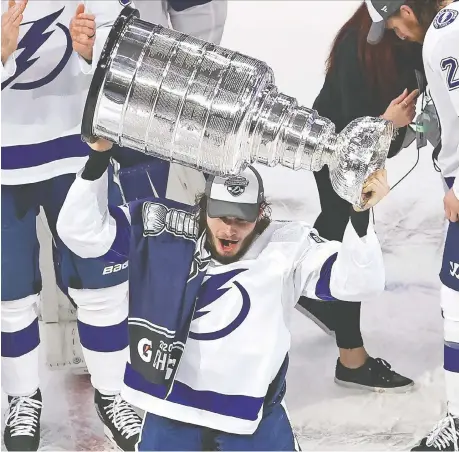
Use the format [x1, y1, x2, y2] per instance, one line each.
[1, 0, 127, 184]
[57, 168, 386, 435]
[423, 1, 459, 197]
[134, 0, 227, 44]
[1, 0, 227, 186]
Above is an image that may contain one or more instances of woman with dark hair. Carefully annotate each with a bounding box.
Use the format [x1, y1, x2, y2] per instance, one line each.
[298, 1, 424, 392]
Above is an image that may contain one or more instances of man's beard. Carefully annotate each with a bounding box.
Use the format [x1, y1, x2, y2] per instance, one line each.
[205, 227, 259, 265]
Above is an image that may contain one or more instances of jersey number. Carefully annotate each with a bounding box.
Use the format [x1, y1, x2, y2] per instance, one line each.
[441, 57, 459, 91]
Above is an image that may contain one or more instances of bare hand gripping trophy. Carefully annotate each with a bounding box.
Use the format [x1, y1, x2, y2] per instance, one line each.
[82, 7, 394, 208]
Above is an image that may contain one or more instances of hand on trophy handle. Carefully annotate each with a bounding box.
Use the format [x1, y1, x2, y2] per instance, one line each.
[87, 137, 113, 153]
[353, 169, 390, 212]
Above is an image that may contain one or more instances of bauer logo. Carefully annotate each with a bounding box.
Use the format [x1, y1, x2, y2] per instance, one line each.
[434, 9, 458, 29]
[102, 262, 128, 275]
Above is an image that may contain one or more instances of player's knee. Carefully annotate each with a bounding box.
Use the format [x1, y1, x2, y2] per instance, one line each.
[69, 283, 128, 325]
[441, 285, 459, 342]
[1, 294, 40, 332]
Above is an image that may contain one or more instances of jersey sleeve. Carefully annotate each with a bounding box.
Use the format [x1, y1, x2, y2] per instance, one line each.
[1, 54, 16, 83]
[430, 27, 459, 116]
[428, 26, 459, 195]
[56, 168, 131, 263]
[293, 220, 385, 303]
[168, 0, 227, 44]
[78, 0, 127, 74]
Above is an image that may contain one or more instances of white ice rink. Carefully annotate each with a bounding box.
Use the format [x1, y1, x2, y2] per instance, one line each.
[1, 1, 450, 450]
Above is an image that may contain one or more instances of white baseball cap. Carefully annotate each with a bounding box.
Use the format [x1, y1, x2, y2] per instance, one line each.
[366, 0, 405, 45]
[205, 165, 265, 223]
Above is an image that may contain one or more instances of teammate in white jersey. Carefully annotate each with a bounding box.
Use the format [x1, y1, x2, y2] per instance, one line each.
[1, 1, 225, 450]
[1, 2, 145, 450]
[56, 137, 389, 451]
[366, 1, 459, 450]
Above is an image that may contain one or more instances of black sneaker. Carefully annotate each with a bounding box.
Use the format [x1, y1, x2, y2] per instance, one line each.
[334, 357, 414, 393]
[94, 390, 142, 451]
[3, 389, 42, 451]
[411, 414, 459, 451]
[296, 297, 336, 337]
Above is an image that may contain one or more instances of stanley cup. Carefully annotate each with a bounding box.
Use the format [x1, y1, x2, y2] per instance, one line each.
[82, 7, 394, 207]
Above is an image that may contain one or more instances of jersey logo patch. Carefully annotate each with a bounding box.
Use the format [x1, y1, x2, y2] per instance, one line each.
[2, 7, 72, 91]
[433, 9, 458, 29]
[189, 269, 250, 341]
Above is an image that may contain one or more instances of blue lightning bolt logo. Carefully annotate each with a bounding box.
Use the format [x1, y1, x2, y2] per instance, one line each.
[189, 269, 250, 341]
[2, 7, 73, 91]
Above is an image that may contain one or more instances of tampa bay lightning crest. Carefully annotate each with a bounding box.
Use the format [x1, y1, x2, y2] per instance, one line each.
[225, 176, 249, 197]
[2, 7, 72, 91]
[189, 269, 250, 340]
[433, 9, 458, 29]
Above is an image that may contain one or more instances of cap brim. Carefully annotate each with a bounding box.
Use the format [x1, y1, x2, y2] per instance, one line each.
[207, 199, 259, 223]
[367, 21, 385, 45]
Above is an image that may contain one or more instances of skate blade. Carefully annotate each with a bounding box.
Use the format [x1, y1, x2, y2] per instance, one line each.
[296, 305, 336, 337]
[103, 426, 123, 451]
[334, 377, 415, 394]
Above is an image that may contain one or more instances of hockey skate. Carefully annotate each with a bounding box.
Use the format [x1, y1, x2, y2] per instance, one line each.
[296, 297, 336, 337]
[94, 390, 142, 451]
[411, 414, 459, 451]
[3, 389, 42, 451]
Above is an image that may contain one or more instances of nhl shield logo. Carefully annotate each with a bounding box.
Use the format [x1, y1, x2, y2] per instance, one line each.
[224, 176, 249, 197]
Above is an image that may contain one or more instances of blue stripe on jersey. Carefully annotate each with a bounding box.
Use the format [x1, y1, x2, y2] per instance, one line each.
[445, 177, 455, 189]
[315, 253, 338, 301]
[2, 135, 89, 170]
[1, 318, 40, 358]
[444, 341, 459, 373]
[103, 206, 131, 263]
[124, 363, 264, 421]
[78, 318, 128, 353]
[168, 0, 211, 12]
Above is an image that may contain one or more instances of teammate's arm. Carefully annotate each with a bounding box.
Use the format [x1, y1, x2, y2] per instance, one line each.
[167, 0, 227, 44]
[1, 0, 27, 82]
[294, 171, 388, 303]
[430, 27, 459, 208]
[57, 139, 131, 262]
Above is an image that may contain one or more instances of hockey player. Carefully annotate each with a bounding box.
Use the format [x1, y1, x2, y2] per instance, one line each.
[56, 137, 389, 451]
[1, 0, 226, 450]
[366, 0, 459, 450]
[1, 2, 145, 450]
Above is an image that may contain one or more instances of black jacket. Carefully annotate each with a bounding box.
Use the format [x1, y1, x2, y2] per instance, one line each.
[312, 29, 423, 241]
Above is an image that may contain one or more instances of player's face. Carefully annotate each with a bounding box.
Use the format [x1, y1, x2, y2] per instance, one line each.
[386, 6, 427, 43]
[206, 215, 258, 264]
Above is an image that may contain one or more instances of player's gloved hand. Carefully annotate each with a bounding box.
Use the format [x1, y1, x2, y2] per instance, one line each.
[1, 0, 27, 65]
[382, 88, 419, 129]
[353, 169, 390, 212]
[70, 3, 96, 62]
[87, 138, 113, 153]
[444, 188, 459, 223]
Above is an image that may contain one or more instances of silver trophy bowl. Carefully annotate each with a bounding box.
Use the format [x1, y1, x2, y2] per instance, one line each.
[82, 7, 394, 207]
